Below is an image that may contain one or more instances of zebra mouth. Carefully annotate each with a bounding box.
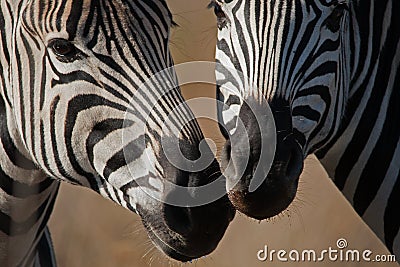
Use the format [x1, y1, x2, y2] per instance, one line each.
[143, 222, 196, 262]
[140, 212, 219, 262]
[133, 159, 235, 261]
[136, 205, 192, 261]
[228, 169, 301, 220]
[223, 135, 304, 220]
[136, 195, 234, 262]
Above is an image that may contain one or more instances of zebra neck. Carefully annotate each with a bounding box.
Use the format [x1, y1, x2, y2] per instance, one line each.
[0, 89, 59, 266]
[317, 0, 400, 255]
[348, 0, 400, 99]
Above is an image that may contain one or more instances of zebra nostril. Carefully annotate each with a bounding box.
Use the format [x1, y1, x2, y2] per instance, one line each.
[274, 137, 303, 179]
[285, 145, 303, 178]
[164, 204, 193, 236]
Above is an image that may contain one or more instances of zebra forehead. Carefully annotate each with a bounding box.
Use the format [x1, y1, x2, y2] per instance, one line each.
[22, 0, 173, 38]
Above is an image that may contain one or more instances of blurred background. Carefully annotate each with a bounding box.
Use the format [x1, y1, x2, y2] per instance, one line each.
[48, 0, 396, 266]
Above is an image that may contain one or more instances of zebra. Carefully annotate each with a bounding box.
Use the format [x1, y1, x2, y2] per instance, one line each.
[210, 0, 399, 257]
[0, 0, 236, 265]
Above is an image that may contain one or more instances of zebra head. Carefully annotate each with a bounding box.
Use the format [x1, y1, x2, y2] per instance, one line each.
[8, 0, 235, 261]
[212, 0, 351, 219]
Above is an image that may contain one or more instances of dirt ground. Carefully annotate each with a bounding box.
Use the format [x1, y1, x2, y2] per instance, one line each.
[48, 1, 397, 266]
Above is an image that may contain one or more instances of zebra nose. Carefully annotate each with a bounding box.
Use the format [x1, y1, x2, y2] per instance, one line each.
[220, 98, 274, 191]
[161, 158, 235, 240]
[219, 97, 305, 219]
[228, 136, 303, 219]
[163, 197, 235, 234]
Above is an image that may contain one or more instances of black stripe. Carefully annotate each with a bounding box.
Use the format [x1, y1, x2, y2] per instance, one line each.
[353, 67, 400, 215]
[292, 105, 321, 122]
[37, 227, 57, 267]
[0, 166, 53, 198]
[226, 95, 241, 106]
[20, 32, 38, 162]
[64, 95, 134, 188]
[51, 70, 99, 88]
[86, 119, 134, 168]
[103, 135, 147, 180]
[0, 192, 50, 236]
[49, 96, 81, 185]
[66, 0, 83, 40]
[0, 2, 10, 66]
[0, 96, 36, 170]
[39, 55, 47, 111]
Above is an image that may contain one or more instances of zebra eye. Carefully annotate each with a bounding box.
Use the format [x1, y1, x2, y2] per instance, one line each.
[325, 2, 348, 32]
[208, 1, 228, 30]
[48, 39, 80, 62]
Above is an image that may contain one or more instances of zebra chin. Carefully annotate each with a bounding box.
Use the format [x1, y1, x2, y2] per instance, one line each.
[128, 159, 235, 262]
[135, 179, 235, 262]
[138, 200, 235, 262]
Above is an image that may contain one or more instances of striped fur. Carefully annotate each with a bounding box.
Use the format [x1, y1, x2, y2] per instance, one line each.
[212, 0, 399, 257]
[0, 0, 234, 265]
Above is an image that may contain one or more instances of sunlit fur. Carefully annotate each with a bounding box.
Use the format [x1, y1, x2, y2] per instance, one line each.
[0, 0, 234, 265]
[214, 0, 399, 257]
